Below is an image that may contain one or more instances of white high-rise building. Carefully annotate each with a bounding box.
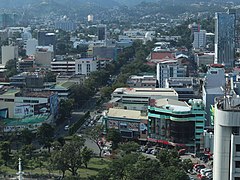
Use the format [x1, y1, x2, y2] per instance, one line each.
[213, 96, 240, 180]
[193, 30, 206, 49]
[1, 45, 18, 66]
[26, 38, 38, 56]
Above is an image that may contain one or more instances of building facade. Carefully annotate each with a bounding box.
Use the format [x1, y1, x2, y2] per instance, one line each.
[148, 98, 205, 153]
[193, 30, 207, 49]
[111, 87, 178, 111]
[1, 45, 18, 65]
[103, 108, 148, 140]
[215, 12, 236, 67]
[75, 58, 98, 76]
[156, 60, 187, 88]
[213, 96, 240, 180]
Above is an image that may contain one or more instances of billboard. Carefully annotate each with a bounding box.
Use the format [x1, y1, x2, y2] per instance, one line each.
[14, 104, 34, 118]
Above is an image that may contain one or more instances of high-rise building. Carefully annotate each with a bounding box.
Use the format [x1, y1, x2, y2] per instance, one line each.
[202, 64, 225, 126]
[37, 31, 56, 48]
[97, 25, 106, 41]
[213, 96, 240, 180]
[193, 30, 207, 49]
[228, 8, 240, 49]
[55, 21, 77, 32]
[215, 12, 236, 67]
[1, 45, 18, 65]
[0, 13, 18, 28]
[26, 38, 38, 56]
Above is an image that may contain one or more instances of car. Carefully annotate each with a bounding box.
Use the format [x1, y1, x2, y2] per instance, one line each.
[200, 168, 212, 175]
[193, 164, 206, 173]
[64, 125, 69, 130]
[146, 148, 154, 154]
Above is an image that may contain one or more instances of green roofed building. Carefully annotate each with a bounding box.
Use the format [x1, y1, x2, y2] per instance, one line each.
[148, 98, 205, 153]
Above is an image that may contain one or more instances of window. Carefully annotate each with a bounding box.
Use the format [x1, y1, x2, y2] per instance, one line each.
[236, 144, 240, 152]
[236, 161, 240, 168]
[233, 127, 239, 135]
[78, 64, 82, 74]
[235, 177, 240, 180]
[5, 99, 14, 102]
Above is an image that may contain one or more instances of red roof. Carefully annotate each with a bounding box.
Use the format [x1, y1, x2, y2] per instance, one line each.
[151, 52, 175, 60]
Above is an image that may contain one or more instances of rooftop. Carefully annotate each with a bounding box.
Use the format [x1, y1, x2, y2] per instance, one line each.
[113, 87, 178, 97]
[107, 108, 147, 119]
[4, 113, 50, 126]
[153, 98, 191, 112]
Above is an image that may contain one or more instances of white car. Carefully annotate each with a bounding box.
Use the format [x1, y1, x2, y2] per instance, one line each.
[200, 168, 212, 175]
[64, 125, 69, 130]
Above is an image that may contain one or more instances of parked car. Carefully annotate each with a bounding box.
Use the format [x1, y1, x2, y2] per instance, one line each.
[64, 125, 69, 131]
[193, 164, 206, 174]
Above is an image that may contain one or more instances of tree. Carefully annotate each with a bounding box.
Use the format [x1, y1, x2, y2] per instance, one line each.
[52, 135, 85, 176]
[86, 125, 104, 157]
[106, 128, 122, 150]
[20, 144, 35, 159]
[5, 59, 18, 78]
[37, 123, 54, 153]
[82, 146, 93, 168]
[0, 141, 11, 166]
[44, 71, 57, 82]
[21, 128, 34, 145]
[51, 149, 68, 178]
[58, 99, 74, 122]
[119, 141, 140, 154]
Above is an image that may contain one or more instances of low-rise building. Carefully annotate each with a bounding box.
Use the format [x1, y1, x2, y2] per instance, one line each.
[103, 108, 148, 140]
[56, 73, 86, 85]
[148, 98, 205, 153]
[0, 87, 58, 119]
[165, 77, 196, 101]
[127, 75, 157, 88]
[35, 45, 54, 67]
[75, 57, 98, 76]
[111, 87, 178, 111]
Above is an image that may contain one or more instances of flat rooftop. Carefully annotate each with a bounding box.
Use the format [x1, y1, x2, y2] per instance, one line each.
[107, 108, 147, 120]
[4, 113, 50, 126]
[113, 87, 178, 97]
[153, 98, 191, 112]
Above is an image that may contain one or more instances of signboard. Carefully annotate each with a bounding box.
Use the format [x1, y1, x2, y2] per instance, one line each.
[14, 104, 34, 118]
[108, 120, 119, 129]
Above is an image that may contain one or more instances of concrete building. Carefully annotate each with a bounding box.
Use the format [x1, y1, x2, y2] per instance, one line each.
[1, 45, 18, 65]
[35, 45, 54, 66]
[37, 31, 56, 49]
[193, 30, 207, 49]
[215, 12, 236, 67]
[156, 60, 187, 88]
[87, 14, 93, 22]
[55, 20, 77, 32]
[202, 64, 225, 126]
[165, 77, 196, 101]
[195, 52, 215, 67]
[75, 58, 98, 76]
[0, 87, 58, 119]
[44, 81, 75, 99]
[97, 24, 106, 41]
[17, 57, 35, 72]
[127, 75, 157, 88]
[9, 72, 44, 88]
[213, 96, 240, 180]
[103, 108, 148, 140]
[148, 98, 205, 153]
[56, 73, 86, 85]
[51, 59, 75, 73]
[111, 87, 178, 111]
[26, 38, 38, 56]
